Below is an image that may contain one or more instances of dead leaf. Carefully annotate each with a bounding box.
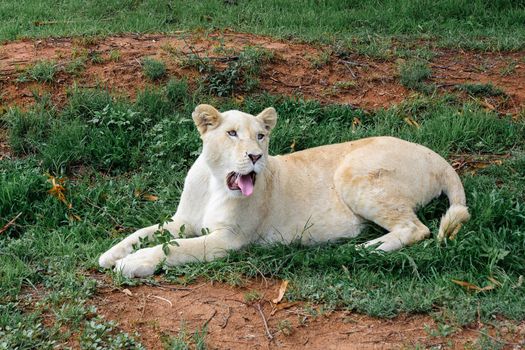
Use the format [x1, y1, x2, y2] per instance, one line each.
[143, 194, 159, 202]
[234, 95, 244, 104]
[68, 213, 81, 221]
[290, 140, 296, 153]
[122, 288, 133, 296]
[480, 98, 496, 111]
[0, 212, 22, 235]
[272, 280, 289, 304]
[487, 277, 502, 287]
[48, 175, 72, 209]
[270, 301, 300, 315]
[403, 117, 420, 128]
[451, 279, 496, 292]
[452, 279, 481, 291]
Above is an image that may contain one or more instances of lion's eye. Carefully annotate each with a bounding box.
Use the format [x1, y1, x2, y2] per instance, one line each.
[257, 133, 265, 140]
[227, 130, 237, 137]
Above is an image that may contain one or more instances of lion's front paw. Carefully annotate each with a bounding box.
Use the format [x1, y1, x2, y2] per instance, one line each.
[99, 245, 131, 269]
[114, 246, 164, 278]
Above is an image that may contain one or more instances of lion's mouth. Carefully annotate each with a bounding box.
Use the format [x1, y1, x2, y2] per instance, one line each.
[227, 171, 256, 196]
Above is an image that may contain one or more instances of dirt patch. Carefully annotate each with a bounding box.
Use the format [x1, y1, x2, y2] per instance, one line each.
[1, 31, 524, 115]
[90, 275, 524, 350]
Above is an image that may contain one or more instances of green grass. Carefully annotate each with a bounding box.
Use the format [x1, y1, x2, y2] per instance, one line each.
[142, 57, 167, 81]
[456, 83, 507, 97]
[398, 59, 434, 94]
[21, 60, 58, 83]
[1, 83, 525, 347]
[1, 1, 525, 51]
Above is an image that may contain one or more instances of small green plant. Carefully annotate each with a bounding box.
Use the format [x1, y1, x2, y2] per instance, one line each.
[243, 290, 262, 303]
[499, 61, 516, 76]
[424, 322, 456, 337]
[109, 50, 121, 62]
[398, 59, 434, 94]
[65, 57, 87, 76]
[456, 83, 506, 97]
[0, 322, 57, 350]
[80, 317, 145, 350]
[277, 319, 293, 336]
[399, 60, 431, 88]
[26, 60, 57, 83]
[162, 324, 207, 350]
[89, 51, 104, 64]
[309, 50, 331, 69]
[187, 46, 273, 96]
[142, 57, 167, 81]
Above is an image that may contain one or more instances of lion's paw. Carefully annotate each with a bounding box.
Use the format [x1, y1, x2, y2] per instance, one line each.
[114, 247, 163, 278]
[99, 246, 130, 268]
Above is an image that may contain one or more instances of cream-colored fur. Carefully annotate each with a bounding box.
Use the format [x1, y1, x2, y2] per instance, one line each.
[99, 104, 470, 277]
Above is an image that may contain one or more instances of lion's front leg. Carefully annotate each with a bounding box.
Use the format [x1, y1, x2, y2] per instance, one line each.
[99, 218, 192, 269]
[114, 229, 249, 278]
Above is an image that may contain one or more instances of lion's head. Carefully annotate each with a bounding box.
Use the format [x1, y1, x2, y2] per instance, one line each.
[192, 104, 277, 197]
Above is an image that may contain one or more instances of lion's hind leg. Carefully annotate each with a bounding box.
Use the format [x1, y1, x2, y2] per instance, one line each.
[337, 172, 431, 252]
[362, 214, 430, 252]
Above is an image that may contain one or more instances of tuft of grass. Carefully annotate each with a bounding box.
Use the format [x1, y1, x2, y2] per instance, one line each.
[182, 46, 273, 97]
[65, 57, 87, 76]
[162, 323, 207, 350]
[398, 60, 431, 87]
[398, 59, 434, 94]
[456, 83, 506, 97]
[25, 60, 57, 83]
[142, 57, 167, 81]
[108, 49, 121, 62]
[308, 50, 331, 69]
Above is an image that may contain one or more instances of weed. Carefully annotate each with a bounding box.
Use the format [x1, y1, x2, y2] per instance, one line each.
[186, 46, 273, 96]
[65, 57, 87, 76]
[398, 59, 434, 94]
[89, 51, 104, 64]
[277, 320, 293, 336]
[309, 50, 331, 69]
[142, 57, 167, 81]
[0, 321, 57, 350]
[80, 317, 145, 349]
[455, 83, 506, 97]
[499, 61, 517, 76]
[72, 47, 89, 59]
[162, 323, 207, 350]
[330, 81, 358, 95]
[474, 328, 506, 350]
[109, 49, 121, 62]
[243, 290, 262, 303]
[25, 60, 57, 83]
[4, 106, 52, 154]
[398, 60, 431, 88]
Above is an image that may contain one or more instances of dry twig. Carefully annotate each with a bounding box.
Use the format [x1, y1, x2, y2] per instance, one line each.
[255, 303, 273, 340]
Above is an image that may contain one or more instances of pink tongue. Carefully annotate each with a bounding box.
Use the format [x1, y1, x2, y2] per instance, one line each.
[237, 174, 254, 196]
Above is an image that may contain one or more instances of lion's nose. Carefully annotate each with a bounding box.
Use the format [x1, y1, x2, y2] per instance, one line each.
[248, 153, 262, 164]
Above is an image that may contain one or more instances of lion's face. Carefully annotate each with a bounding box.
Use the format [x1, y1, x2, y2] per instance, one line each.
[192, 104, 277, 197]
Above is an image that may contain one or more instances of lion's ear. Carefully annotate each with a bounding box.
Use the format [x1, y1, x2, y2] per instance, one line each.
[192, 104, 222, 134]
[256, 107, 277, 131]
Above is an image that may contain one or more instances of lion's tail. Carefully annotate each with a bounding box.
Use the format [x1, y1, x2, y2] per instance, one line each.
[437, 167, 470, 241]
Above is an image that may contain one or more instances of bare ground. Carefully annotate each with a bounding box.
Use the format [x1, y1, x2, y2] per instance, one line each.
[1, 31, 524, 114]
[90, 274, 525, 350]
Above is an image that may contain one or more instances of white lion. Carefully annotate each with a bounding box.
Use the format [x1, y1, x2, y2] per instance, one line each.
[99, 104, 470, 277]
